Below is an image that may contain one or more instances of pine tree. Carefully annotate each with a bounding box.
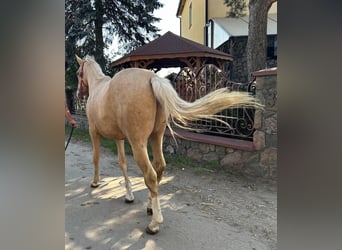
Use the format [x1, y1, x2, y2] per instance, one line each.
[65, 0, 162, 88]
[224, 0, 247, 18]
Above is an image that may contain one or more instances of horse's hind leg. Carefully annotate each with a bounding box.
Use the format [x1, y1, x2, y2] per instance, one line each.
[89, 129, 101, 188]
[116, 139, 134, 203]
[147, 128, 166, 215]
[131, 142, 163, 234]
[150, 130, 166, 183]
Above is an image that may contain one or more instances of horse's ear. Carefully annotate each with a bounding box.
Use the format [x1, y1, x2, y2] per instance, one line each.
[75, 55, 83, 65]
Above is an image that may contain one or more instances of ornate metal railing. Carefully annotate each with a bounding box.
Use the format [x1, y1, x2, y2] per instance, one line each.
[73, 94, 87, 116]
[173, 64, 256, 141]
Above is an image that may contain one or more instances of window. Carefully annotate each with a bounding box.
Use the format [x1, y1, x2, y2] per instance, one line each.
[267, 36, 277, 59]
[189, 2, 192, 28]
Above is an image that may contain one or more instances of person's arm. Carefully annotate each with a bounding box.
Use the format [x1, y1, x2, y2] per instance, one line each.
[65, 106, 77, 127]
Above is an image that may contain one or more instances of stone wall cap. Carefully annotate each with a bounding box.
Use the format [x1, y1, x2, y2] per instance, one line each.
[165, 128, 255, 151]
[252, 67, 277, 77]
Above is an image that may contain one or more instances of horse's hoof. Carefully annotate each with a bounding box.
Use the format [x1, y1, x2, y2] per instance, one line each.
[145, 226, 159, 235]
[147, 208, 153, 216]
[125, 198, 134, 203]
[90, 183, 100, 188]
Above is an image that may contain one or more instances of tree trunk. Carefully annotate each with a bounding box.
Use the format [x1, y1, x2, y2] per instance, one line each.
[246, 0, 275, 81]
[94, 0, 106, 71]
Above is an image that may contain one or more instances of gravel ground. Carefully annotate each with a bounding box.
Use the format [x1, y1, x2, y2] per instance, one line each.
[65, 139, 277, 250]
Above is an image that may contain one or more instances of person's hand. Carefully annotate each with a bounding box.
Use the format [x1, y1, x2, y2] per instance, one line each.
[70, 119, 77, 128]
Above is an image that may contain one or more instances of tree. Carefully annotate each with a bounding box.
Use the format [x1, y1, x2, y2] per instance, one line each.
[224, 0, 277, 81]
[246, 0, 276, 80]
[224, 0, 247, 18]
[65, 0, 163, 88]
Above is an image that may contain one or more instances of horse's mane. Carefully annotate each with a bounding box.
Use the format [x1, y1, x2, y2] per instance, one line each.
[84, 55, 108, 78]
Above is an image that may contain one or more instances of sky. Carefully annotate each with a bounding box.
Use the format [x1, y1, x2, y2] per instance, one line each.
[154, 0, 180, 36]
[153, 0, 181, 76]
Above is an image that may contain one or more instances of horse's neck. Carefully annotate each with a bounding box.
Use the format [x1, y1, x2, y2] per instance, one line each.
[87, 67, 110, 93]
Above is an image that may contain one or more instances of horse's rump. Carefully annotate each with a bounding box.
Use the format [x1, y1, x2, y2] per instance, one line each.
[108, 68, 161, 140]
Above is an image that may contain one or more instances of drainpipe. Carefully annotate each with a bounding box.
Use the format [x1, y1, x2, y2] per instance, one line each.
[204, 20, 213, 48]
[204, 0, 208, 45]
[179, 17, 182, 36]
[177, 11, 182, 36]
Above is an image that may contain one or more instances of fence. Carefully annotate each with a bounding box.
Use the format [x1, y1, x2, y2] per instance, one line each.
[173, 64, 256, 141]
[73, 94, 87, 116]
[165, 67, 277, 178]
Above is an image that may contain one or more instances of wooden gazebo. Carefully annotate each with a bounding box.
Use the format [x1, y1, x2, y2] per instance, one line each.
[110, 31, 233, 73]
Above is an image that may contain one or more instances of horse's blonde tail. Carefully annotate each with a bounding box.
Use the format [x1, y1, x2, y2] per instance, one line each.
[150, 76, 263, 137]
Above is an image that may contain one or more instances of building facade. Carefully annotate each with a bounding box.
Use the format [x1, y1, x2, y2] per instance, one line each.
[177, 0, 277, 82]
[177, 0, 277, 45]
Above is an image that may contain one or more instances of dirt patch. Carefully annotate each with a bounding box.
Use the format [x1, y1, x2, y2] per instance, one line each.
[65, 139, 277, 250]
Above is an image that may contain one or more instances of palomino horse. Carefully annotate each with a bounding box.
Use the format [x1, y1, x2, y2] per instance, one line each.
[75, 55, 261, 234]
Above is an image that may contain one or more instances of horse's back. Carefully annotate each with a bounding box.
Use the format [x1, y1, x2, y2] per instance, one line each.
[111, 68, 155, 95]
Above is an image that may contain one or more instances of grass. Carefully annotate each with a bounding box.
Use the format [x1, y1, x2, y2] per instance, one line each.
[65, 125, 91, 143]
[65, 125, 219, 171]
[65, 125, 132, 154]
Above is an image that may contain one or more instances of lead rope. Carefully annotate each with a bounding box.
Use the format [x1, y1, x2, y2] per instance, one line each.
[65, 126, 74, 151]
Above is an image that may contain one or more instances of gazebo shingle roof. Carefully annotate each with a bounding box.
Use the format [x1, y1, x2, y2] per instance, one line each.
[110, 31, 233, 70]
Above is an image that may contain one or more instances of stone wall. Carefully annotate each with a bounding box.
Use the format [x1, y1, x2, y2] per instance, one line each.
[251, 68, 277, 177]
[163, 68, 277, 178]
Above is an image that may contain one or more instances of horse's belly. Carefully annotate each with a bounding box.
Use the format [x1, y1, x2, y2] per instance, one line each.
[100, 130, 125, 140]
[87, 111, 126, 140]
[97, 124, 126, 140]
